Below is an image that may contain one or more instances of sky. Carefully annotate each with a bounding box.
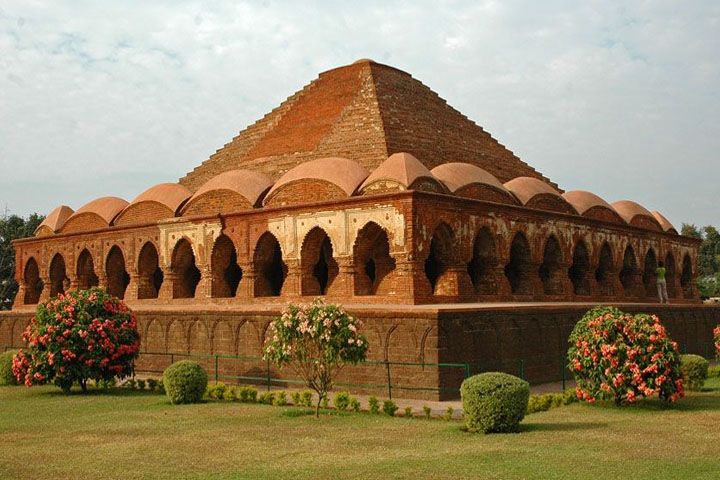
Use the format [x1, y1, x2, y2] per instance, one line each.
[0, 1, 718, 228]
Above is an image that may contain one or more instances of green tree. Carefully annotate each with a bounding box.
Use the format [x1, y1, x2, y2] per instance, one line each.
[0, 213, 44, 309]
[681, 223, 702, 239]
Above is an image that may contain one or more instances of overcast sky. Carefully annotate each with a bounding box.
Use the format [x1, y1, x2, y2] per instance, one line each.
[1, 1, 718, 229]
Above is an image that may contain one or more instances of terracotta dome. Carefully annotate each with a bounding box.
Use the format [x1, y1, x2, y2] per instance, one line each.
[61, 196, 129, 233]
[651, 210, 678, 234]
[360, 153, 444, 194]
[35, 205, 74, 236]
[114, 183, 192, 226]
[504, 177, 576, 214]
[264, 157, 369, 207]
[562, 191, 625, 225]
[431, 163, 517, 204]
[182, 169, 274, 216]
[611, 201, 663, 232]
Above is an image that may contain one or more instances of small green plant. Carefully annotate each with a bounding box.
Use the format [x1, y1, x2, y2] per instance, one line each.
[223, 386, 238, 401]
[0, 350, 19, 386]
[562, 388, 578, 405]
[461, 372, 530, 434]
[125, 379, 136, 389]
[333, 391, 351, 411]
[708, 365, 720, 378]
[136, 379, 146, 390]
[239, 386, 258, 403]
[273, 391, 288, 406]
[163, 361, 208, 405]
[350, 398, 361, 412]
[157, 380, 166, 395]
[94, 378, 116, 390]
[300, 390, 313, 407]
[423, 405, 432, 419]
[527, 394, 553, 414]
[369, 396, 380, 414]
[292, 391, 301, 405]
[258, 391, 276, 405]
[404, 406, 413, 418]
[383, 399, 398, 417]
[147, 379, 158, 391]
[207, 382, 227, 400]
[321, 395, 329, 409]
[680, 354, 709, 391]
[443, 406, 454, 421]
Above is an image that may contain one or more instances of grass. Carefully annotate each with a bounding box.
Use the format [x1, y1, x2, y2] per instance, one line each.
[1, 378, 720, 480]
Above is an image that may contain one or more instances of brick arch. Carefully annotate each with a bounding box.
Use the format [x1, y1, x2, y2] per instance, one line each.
[384, 323, 418, 363]
[353, 221, 396, 296]
[663, 251, 679, 298]
[569, 240, 591, 296]
[418, 326, 435, 365]
[423, 222, 455, 295]
[211, 320, 236, 355]
[300, 226, 338, 296]
[504, 231, 533, 295]
[468, 227, 498, 295]
[23, 257, 42, 304]
[594, 242, 616, 296]
[188, 319, 210, 354]
[253, 231, 287, 297]
[210, 234, 242, 298]
[382, 324, 399, 362]
[680, 253, 693, 298]
[620, 244, 641, 297]
[642, 247, 658, 298]
[144, 318, 165, 354]
[105, 245, 130, 299]
[237, 320, 260, 356]
[76, 248, 99, 290]
[137, 241, 163, 299]
[49, 252, 68, 297]
[171, 238, 201, 299]
[166, 320, 188, 353]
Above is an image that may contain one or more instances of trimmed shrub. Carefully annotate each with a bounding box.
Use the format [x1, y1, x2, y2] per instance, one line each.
[404, 406, 413, 418]
[350, 398, 361, 412]
[223, 386, 238, 401]
[0, 350, 19, 386]
[300, 390, 313, 407]
[443, 406, 454, 421]
[333, 391, 351, 411]
[258, 392, 275, 405]
[423, 405, 432, 419]
[461, 372, 530, 434]
[273, 391, 288, 406]
[562, 389, 578, 405]
[527, 394, 553, 414]
[136, 379, 146, 390]
[147, 378, 158, 391]
[291, 391, 301, 405]
[680, 354, 709, 391]
[238, 386, 257, 403]
[368, 396, 380, 414]
[568, 306, 684, 405]
[382, 399, 398, 417]
[163, 361, 208, 405]
[207, 382, 228, 400]
[124, 379, 136, 389]
[708, 365, 720, 378]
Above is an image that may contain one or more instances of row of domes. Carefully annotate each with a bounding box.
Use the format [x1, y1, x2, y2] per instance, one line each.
[35, 153, 676, 236]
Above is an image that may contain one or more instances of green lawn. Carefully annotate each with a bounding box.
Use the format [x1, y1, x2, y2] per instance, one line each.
[1, 379, 720, 480]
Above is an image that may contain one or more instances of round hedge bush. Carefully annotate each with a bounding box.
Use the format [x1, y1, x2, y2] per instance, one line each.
[163, 360, 208, 404]
[460, 372, 530, 434]
[680, 354, 709, 391]
[0, 350, 19, 386]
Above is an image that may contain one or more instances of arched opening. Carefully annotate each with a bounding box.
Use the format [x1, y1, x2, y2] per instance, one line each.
[665, 252, 678, 298]
[301, 227, 338, 296]
[680, 254, 693, 298]
[568, 241, 590, 296]
[468, 228, 497, 295]
[23, 258, 43, 304]
[424, 223, 454, 295]
[594, 243, 615, 296]
[253, 232, 286, 297]
[642, 248, 658, 298]
[619, 245, 640, 296]
[171, 239, 200, 299]
[137, 242, 163, 299]
[49, 253, 67, 298]
[76, 249, 99, 290]
[539, 236, 564, 295]
[353, 222, 396, 296]
[211, 235, 242, 298]
[105, 246, 130, 299]
[505, 233, 533, 295]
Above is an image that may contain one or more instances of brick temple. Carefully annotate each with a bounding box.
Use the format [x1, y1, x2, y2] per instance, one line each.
[2, 59, 717, 398]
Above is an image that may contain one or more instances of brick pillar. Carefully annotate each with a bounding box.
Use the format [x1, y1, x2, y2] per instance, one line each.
[236, 263, 254, 299]
[328, 257, 354, 298]
[13, 282, 26, 309]
[98, 273, 108, 292]
[529, 262, 545, 300]
[493, 265, 512, 298]
[39, 276, 51, 303]
[281, 259, 302, 297]
[559, 261, 574, 299]
[125, 272, 139, 301]
[586, 275, 599, 298]
[195, 264, 212, 299]
[158, 272, 176, 300]
[435, 263, 474, 300]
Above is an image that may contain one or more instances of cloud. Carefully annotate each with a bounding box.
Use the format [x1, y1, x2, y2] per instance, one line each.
[0, 0, 718, 228]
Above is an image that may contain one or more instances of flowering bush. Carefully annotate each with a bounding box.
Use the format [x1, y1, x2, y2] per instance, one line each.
[714, 325, 720, 358]
[12, 288, 140, 393]
[264, 299, 368, 416]
[568, 306, 684, 405]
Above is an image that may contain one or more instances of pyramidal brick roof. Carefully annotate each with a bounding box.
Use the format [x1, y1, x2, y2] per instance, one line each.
[179, 59, 558, 191]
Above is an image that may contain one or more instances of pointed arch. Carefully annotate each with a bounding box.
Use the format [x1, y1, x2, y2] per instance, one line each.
[171, 238, 200, 299]
[642, 248, 658, 298]
[137, 242, 163, 299]
[505, 232, 533, 295]
[681, 254, 693, 298]
[595, 242, 615, 296]
[105, 245, 129, 299]
[620, 245, 640, 296]
[23, 257, 43, 304]
[211, 234, 242, 298]
[664, 252, 678, 298]
[468, 228, 497, 295]
[253, 232, 286, 297]
[539, 235, 564, 295]
[144, 318, 165, 353]
[424, 222, 454, 294]
[76, 249, 99, 290]
[49, 253, 67, 297]
[353, 222, 396, 296]
[568, 241, 590, 296]
[301, 227, 338, 296]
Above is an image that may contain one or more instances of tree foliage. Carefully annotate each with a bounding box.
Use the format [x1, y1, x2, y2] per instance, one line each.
[12, 288, 140, 393]
[0, 213, 44, 309]
[681, 223, 720, 297]
[264, 299, 368, 416]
